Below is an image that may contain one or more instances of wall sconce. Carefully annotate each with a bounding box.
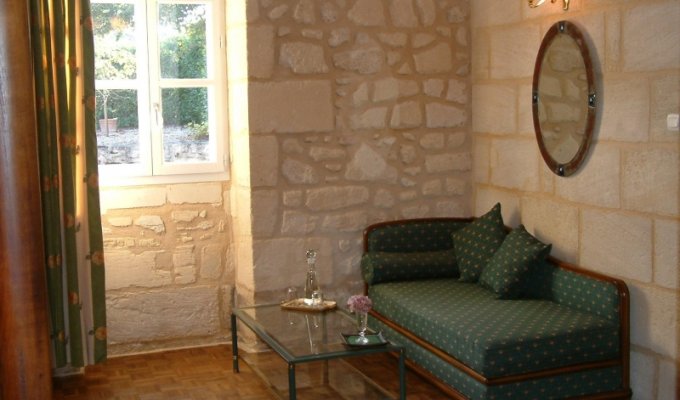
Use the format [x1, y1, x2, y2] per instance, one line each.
[528, 0, 570, 11]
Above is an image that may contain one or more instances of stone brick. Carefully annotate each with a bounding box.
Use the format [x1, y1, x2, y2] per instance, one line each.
[175, 265, 196, 284]
[399, 80, 419, 97]
[425, 152, 472, 173]
[282, 138, 304, 154]
[651, 74, 680, 142]
[305, 186, 369, 211]
[435, 200, 465, 217]
[293, 0, 315, 24]
[347, 0, 386, 27]
[490, 139, 539, 191]
[445, 178, 466, 195]
[283, 190, 303, 207]
[250, 81, 334, 133]
[171, 211, 199, 223]
[320, 2, 338, 23]
[623, 3, 680, 71]
[401, 205, 429, 219]
[415, 0, 436, 26]
[378, 33, 408, 48]
[282, 211, 319, 235]
[623, 148, 678, 215]
[108, 217, 133, 227]
[424, 79, 444, 97]
[279, 42, 328, 74]
[629, 283, 677, 358]
[517, 84, 534, 136]
[134, 215, 165, 233]
[268, 4, 288, 20]
[100, 187, 166, 212]
[475, 187, 520, 227]
[168, 183, 223, 204]
[345, 144, 398, 183]
[309, 146, 346, 161]
[390, 101, 422, 129]
[333, 44, 385, 75]
[472, 84, 516, 134]
[374, 189, 395, 208]
[251, 237, 333, 291]
[248, 25, 274, 79]
[282, 158, 319, 185]
[413, 42, 452, 73]
[555, 146, 620, 208]
[173, 245, 195, 268]
[251, 190, 279, 237]
[350, 107, 387, 130]
[599, 79, 649, 142]
[446, 80, 466, 104]
[373, 78, 399, 102]
[389, 0, 418, 27]
[489, 25, 540, 79]
[422, 179, 442, 196]
[250, 135, 279, 187]
[658, 359, 678, 400]
[521, 197, 578, 263]
[471, 0, 520, 27]
[321, 210, 368, 232]
[425, 103, 466, 128]
[629, 351, 656, 399]
[418, 133, 445, 151]
[581, 210, 652, 282]
[105, 250, 171, 290]
[328, 28, 350, 47]
[201, 244, 223, 280]
[412, 33, 435, 49]
[106, 286, 220, 343]
[654, 219, 678, 290]
[447, 132, 466, 149]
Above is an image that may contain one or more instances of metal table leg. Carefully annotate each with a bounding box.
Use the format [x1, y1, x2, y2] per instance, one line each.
[398, 349, 406, 400]
[231, 313, 239, 372]
[288, 363, 297, 400]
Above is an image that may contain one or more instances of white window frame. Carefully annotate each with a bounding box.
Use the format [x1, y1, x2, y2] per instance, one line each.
[94, 0, 228, 187]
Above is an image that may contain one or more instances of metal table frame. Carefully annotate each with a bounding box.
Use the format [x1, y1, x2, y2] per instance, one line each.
[231, 304, 406, 400]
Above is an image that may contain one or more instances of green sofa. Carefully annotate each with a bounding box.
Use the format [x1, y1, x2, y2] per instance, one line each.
[361, 215, 631, 399]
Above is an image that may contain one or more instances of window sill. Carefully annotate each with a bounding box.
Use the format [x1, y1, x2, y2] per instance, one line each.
[99, 170, 229, 188]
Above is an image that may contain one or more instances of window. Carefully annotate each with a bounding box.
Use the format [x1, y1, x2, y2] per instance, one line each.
[92, 0, 227, 185]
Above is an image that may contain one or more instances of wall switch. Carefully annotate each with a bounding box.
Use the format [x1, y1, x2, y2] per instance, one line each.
[668, 113, 680, 131]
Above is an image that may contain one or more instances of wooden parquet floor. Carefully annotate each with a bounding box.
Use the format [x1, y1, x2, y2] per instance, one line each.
[53, 345, 452, 399]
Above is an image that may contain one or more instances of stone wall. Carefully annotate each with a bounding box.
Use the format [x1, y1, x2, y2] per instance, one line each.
[471, 0, 679, 398]
[240, 0, 472, 308]
[100, 182, 233, 355]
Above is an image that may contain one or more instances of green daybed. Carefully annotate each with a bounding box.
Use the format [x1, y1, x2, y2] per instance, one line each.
[361, 205, 631, 399]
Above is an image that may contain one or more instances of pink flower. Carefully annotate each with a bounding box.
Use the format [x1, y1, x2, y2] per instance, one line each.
[347, 295, 372, 313]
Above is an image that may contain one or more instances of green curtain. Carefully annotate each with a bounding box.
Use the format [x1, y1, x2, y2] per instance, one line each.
[30, 0, 107, 367]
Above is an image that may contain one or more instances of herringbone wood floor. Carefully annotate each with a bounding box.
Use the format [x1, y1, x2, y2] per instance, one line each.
[53, 345, 452, 399]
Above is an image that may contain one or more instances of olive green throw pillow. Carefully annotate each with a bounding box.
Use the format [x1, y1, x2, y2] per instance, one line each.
[479, 225, 552, 299]
[453, 203, 507, 282]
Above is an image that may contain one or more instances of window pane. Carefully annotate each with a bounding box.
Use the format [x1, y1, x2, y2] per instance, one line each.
[96, 89, 140, 165]
[161, 88, 211, 163]
[159, 4, 208, 79]
[92, 2, 137, 80]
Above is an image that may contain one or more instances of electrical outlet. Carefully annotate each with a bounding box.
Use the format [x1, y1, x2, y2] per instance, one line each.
[667, 113, 680, 131]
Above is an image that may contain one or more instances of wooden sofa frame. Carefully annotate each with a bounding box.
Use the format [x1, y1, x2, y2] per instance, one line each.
[363, 217, 631, 399]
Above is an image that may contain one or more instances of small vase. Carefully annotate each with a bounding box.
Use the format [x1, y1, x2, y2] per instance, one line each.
[356, 311, 369, 344]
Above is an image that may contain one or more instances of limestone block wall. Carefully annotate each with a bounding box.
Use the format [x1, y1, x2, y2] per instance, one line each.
[241, 0, 472, 306]
[100, 183, 233, 355]
[471, 0, 679, 398]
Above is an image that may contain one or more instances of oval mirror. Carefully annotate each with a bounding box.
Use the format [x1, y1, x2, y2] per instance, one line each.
[532, 21, 596, 177]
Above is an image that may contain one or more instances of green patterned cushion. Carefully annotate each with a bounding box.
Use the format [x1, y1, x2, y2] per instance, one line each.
[479, 225, 551, 299]
[453, 203, 507, 282]
[366, 220, 469, 253]
[361, 250, 457, 285]
[369, 279, 620, 378]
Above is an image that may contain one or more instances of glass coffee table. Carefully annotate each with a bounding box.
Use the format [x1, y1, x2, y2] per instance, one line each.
[231, 303, 405, 400]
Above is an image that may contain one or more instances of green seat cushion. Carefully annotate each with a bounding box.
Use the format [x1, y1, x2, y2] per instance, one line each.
[369, 279, 620, 378]
[361, 250, 458, 285]
[453, 203, 507, 282]
[479, 225, 552, 299]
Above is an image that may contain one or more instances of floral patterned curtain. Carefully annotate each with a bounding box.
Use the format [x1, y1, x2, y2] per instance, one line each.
[29, 0, 107, 367]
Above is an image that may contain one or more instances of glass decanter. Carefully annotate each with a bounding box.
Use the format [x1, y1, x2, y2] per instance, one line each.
[303, 249, 319, 305]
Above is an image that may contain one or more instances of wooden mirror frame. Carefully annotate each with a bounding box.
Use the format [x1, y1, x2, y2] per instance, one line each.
[532, 21, 596, 177]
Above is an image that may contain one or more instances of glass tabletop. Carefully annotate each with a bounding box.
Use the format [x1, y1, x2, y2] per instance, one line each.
[234, 303, 400, 364]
